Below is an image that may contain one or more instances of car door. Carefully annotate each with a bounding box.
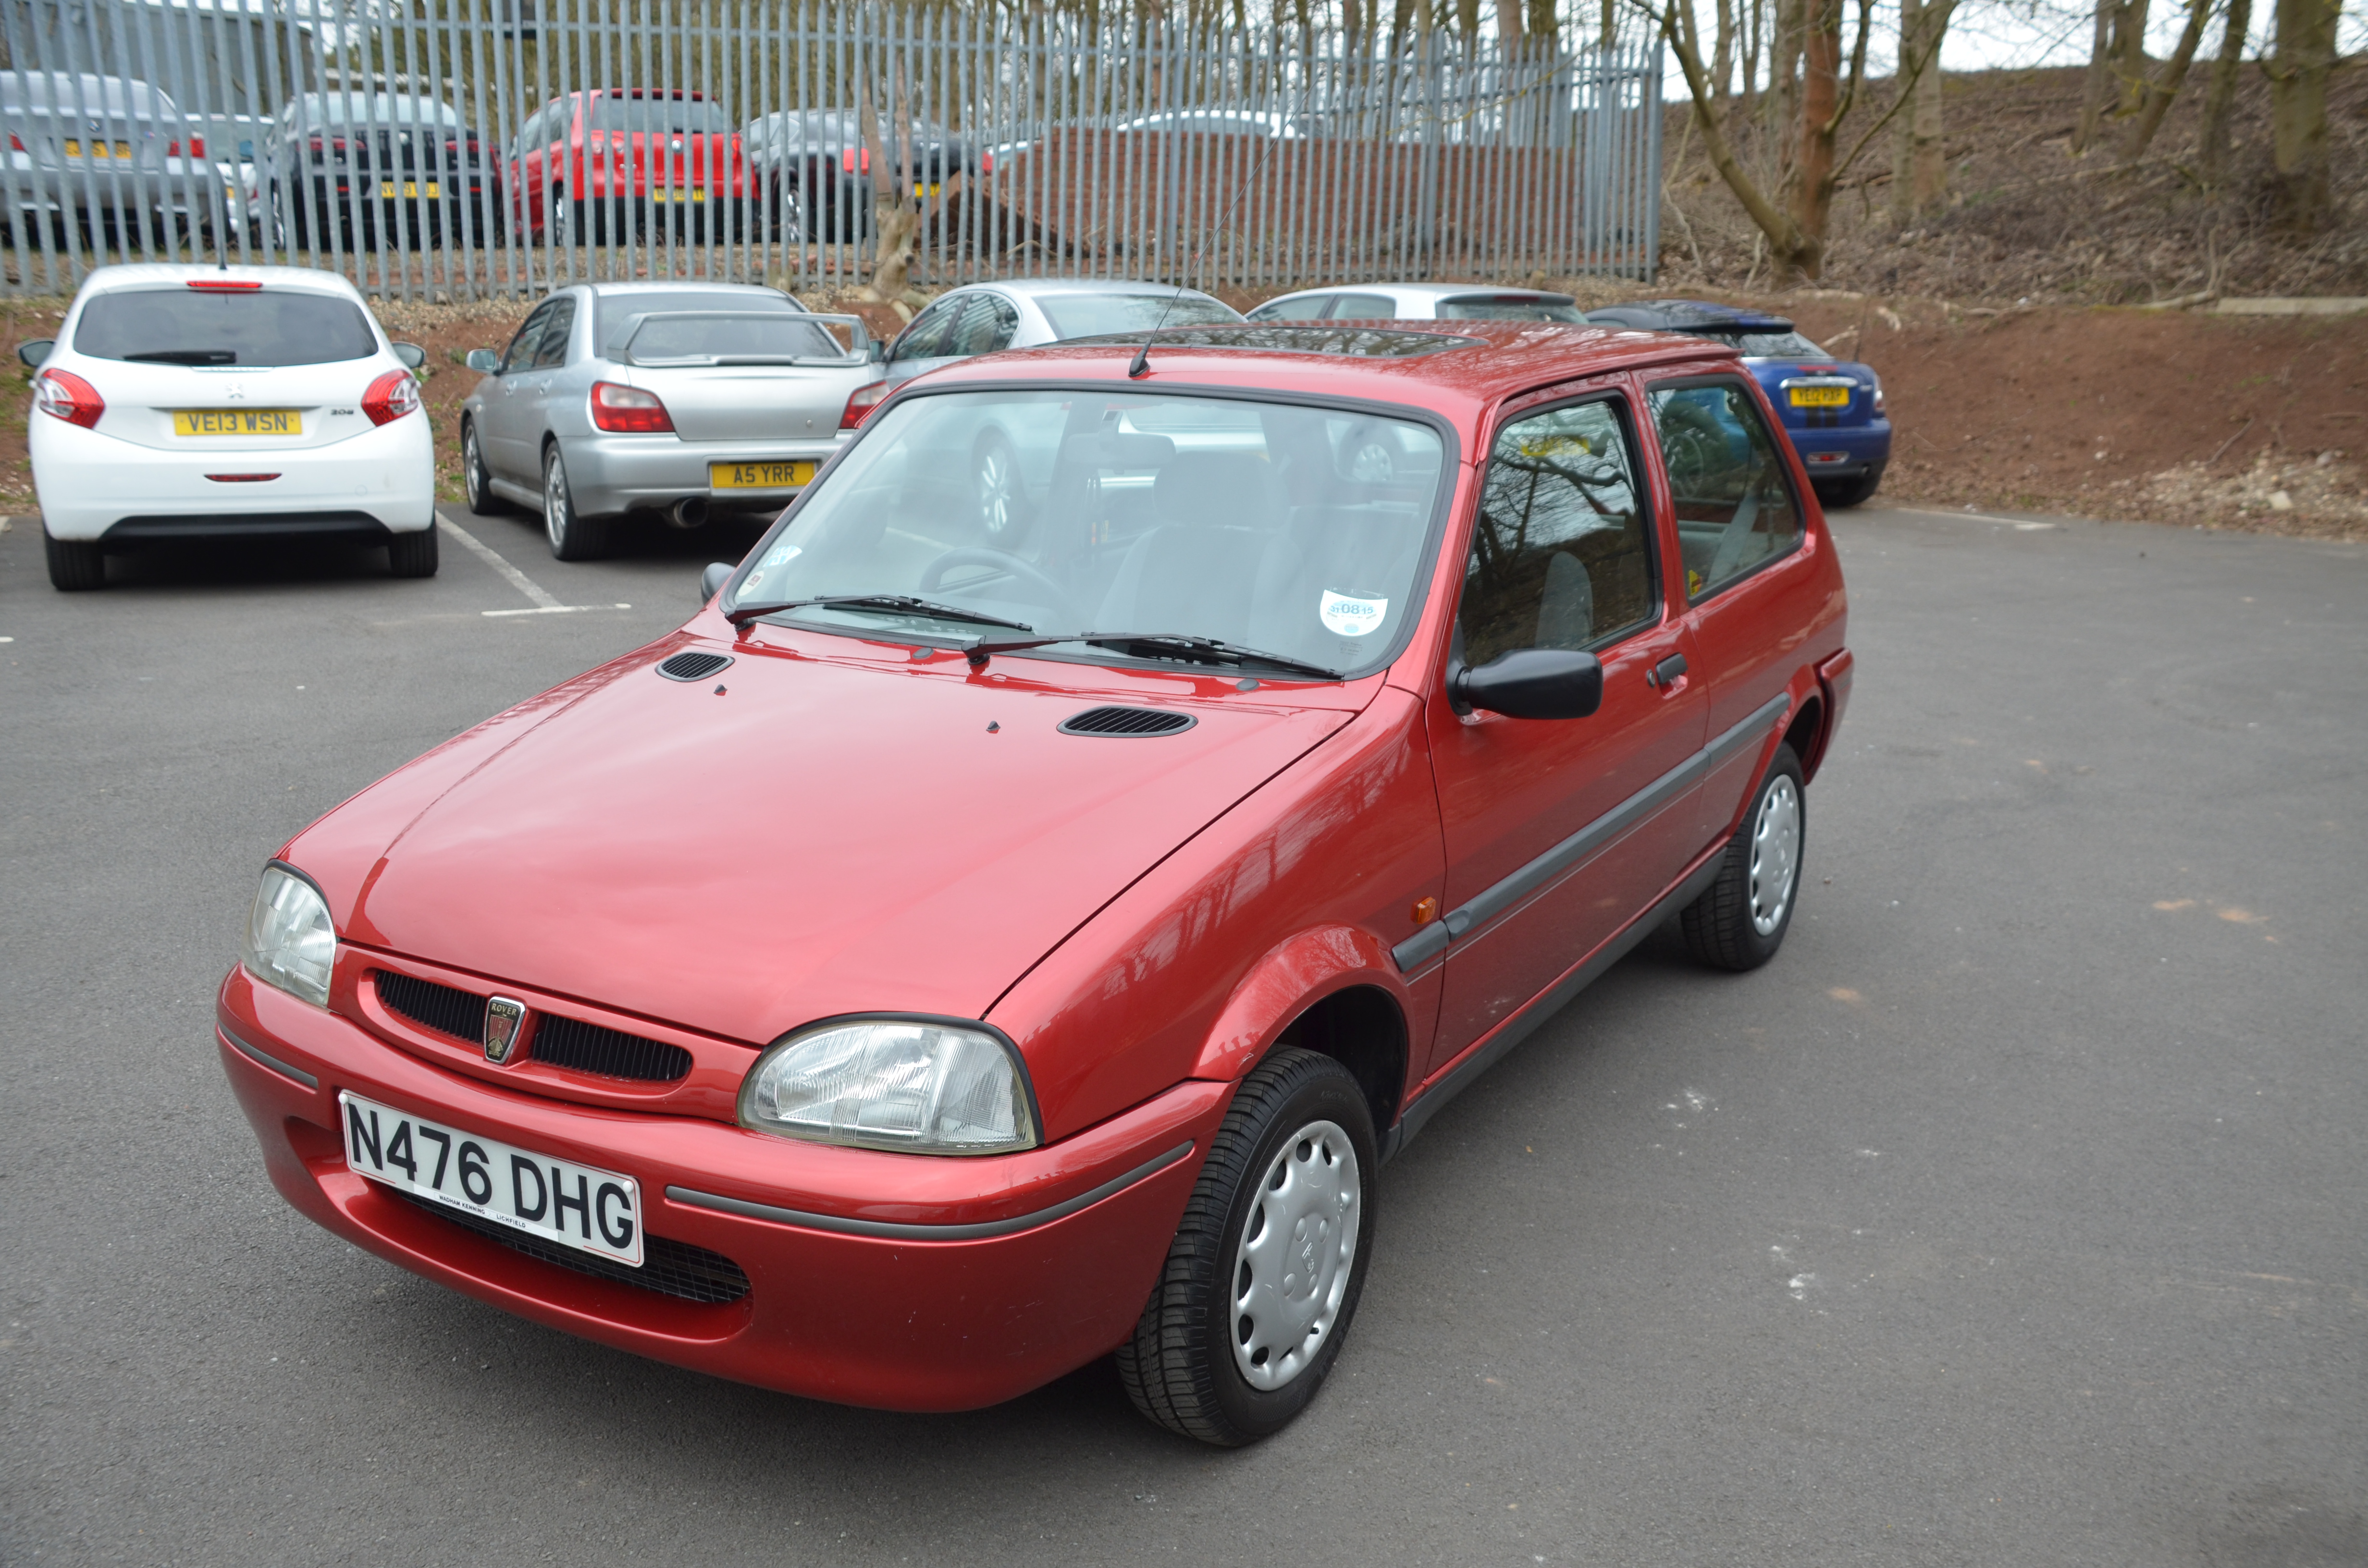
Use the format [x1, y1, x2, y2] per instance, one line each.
[881, 291, 971, 388]
[481, 296, 558, 481]
[1645, 374, 1816, 841]
[1421, 386, 1708, 1077]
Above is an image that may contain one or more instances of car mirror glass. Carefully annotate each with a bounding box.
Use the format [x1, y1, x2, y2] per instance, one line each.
[700, 561, 733, 604]
[18, 339, 54, 368]
[465, 348, 501, 373]
[392, 342, 427, 369]
[1450, 648, 1603, 720]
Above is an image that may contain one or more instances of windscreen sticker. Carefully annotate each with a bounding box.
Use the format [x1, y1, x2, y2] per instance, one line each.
[742, 568, 765, 590]
[1319, 590, 1388, 637]
[762, 544, 802, 566]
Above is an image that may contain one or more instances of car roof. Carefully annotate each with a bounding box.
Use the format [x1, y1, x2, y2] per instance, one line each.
[1585, 298, 1795, 332]
[0, 71, 175, 115]
[980, 278, 1226, 301]
[1257, 282, 1576, 306]
[576, 281, 798, 302]
[915, 319, 1737, 423]
[73, 263, 367, 301]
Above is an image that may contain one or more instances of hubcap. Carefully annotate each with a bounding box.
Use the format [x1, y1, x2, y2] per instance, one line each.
[976, 443, 1018, 538]
[464, 429, 482, 505]
[1748, 774, 1801, 936]
[544, 456, 568, 548]
[1230, 1119, 1360, 1392]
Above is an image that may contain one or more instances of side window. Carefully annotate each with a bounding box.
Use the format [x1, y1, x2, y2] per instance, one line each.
[532, 297, 576, 368]
[944, 294, 1014, 357]
[512, 107, 545, 155]
[1458, 398, 1656, 669]
[1648, 379, 1802, 600]
[500, 301, 555, 374]
[1255, 294, 1333, 322]
[890, 295, 963, 363]
[981, 294, 1021, 354]
[1331, 292, 1396, 318]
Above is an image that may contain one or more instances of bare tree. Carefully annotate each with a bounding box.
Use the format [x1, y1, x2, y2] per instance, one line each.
[2262, 0, 2339, 230]
[2075, 0, 2152, 150]
[1888, 0, 1956, 220]
[2118, 0, 2216, 161]
[2194, 0, 2251, 183]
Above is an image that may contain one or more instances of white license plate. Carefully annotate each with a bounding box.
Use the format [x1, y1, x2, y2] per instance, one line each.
[340, 1091, 643, 1267]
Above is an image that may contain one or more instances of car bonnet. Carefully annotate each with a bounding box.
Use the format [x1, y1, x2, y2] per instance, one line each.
[318, 642, 1355, 1046]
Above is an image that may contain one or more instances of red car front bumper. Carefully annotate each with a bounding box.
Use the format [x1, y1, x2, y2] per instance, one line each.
[216, 965, 1226, 1411]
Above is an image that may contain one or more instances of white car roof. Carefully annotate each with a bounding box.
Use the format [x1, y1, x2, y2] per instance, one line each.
[73, 263, 369, 302]
[981, 277, 1223, 301]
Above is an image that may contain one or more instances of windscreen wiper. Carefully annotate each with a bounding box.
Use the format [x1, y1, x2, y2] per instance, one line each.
[956, 629, 1341, 680]
[124, 349, 235, 365]
[724, 593, 1036, 632]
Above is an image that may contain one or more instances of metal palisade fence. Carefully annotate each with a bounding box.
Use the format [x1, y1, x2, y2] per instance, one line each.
[0, 0, 1661, 302]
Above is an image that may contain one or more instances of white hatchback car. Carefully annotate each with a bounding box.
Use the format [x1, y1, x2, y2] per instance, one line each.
[25, 264, 435, 591]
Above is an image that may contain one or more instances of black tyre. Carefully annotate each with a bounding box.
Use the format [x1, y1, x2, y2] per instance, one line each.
[44, 527, 105, 591]
[1814, 463, 1885, 509]
[542, 443, 609, 561]
[460, 419, 504, 516]
[386, 525, 439, 578]
[1680, 742, 1806, 972]
[1117, 1047, 1377, 1446]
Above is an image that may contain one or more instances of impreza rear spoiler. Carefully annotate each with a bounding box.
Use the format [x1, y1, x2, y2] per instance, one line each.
[605, 310, 875, 368]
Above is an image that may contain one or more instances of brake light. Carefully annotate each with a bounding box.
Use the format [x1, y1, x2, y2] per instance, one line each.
[167, 135, 204, 158]
[307, 135, 348, 157]
[839, 380, 889, 430]
[978, 149, 994, 174]
[840, 146, 869, 174]
[590, 380, 674, 433]
[7, 133, 21, 152]
[361, 368, 422, 426]
[1872, 384, 1887, 413]
[187, 278, 261, 290]
[33, 368, 104, 429]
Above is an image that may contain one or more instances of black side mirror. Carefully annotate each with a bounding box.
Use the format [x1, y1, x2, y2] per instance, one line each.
[1450, 648, 1603, 720]
[700, 561, 734, 604]
[18, 339, 53, 368]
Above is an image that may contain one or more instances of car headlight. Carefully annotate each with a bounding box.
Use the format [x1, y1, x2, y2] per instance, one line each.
[242, 862, 335, 1008]
[740, 1017, 1039, 1155]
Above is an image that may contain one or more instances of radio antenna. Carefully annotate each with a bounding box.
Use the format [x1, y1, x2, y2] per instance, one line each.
[1126, 89, 1294, 379]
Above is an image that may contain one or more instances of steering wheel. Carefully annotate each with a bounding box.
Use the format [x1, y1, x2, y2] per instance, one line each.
[917, 547, 1081, 624]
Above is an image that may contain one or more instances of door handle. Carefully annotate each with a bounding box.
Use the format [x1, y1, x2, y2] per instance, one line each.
[1647, 652, 1689, 689]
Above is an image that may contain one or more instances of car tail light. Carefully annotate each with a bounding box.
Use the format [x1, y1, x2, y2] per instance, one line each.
[7, 133, 22, 152]
[591, 380, 675, 433]
[307, 134, 348, 157]
[1872, 384, 1887, 413]
[840, 146, 870, 174]
[361, 369, 422, 426]
[187, 278, 261, 291]
[33, 369, 104, 429]
[168, 135, 204, 158]
[839, 380, 889, 430]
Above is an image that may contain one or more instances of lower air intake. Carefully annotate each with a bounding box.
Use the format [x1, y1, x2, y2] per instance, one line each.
[393, 1191, 751, 1305]
[1058, 705, 1197, 737]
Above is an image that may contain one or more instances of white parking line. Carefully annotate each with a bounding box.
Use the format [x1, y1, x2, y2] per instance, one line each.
[435, 515, 565, 609]
[482, 603, 634, 617]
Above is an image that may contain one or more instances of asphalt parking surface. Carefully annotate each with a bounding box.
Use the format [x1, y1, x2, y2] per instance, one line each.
[3, 502, 2363, 1568]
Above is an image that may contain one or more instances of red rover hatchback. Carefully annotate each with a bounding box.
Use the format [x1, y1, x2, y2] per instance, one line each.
[220, 321, 1852, 1445]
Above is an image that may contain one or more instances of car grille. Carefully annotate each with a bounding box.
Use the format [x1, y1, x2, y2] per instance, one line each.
[392, 1191, 751, 1305]
[370, 970, 692, 1083]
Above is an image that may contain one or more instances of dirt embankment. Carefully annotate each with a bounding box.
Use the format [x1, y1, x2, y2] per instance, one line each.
[3, 290, 2362, 540]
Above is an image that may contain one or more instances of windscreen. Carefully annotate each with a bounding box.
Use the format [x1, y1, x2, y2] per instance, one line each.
[734, 389, 1448, 678]
[1438, 296, 1585, 322]
[294, 93, 463, 128]
[1725, 330, 1831, 358]
[595, 289, 798, 341]
[588, 97, 737, 134]
[623, 312, 842, 361]
[1038, 293, 1244, 339]
[73, 287, 377, 367]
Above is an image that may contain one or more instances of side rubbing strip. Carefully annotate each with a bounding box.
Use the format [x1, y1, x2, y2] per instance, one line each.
[666, 1140, 1196, 1241]
[1389, 688, 1795, 975]
[218, 1026, 319, 1090]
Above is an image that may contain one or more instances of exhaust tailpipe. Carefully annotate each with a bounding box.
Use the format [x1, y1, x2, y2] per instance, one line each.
[669, 497, 709, 531]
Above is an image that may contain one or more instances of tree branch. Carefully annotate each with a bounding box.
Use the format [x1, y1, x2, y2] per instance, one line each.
[1628, 0, 1807, 255]
[1830, 0, 1953, 181]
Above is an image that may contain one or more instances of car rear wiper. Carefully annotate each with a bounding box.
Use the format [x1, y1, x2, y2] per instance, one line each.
[123, 349, 236, 365]
[956, 629, 1341, 680]
[723, 593, 1036, 632]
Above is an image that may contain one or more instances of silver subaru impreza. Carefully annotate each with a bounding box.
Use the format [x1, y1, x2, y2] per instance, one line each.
[457, 281, 881, 559]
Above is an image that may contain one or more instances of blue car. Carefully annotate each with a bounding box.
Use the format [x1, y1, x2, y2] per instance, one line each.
[1582, 300, 1891, 507]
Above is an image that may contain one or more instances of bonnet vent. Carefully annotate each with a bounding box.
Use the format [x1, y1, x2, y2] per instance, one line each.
[1058, 706, 1197, 737]
[657, 650, 734, 682]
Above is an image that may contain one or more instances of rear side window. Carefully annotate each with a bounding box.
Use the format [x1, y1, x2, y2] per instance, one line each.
[532, 298, 575, 368]
[501, 300, 555, 373]
[1459, 398, 1656, 668]
[1036, 292, 1240, 339]
[1439, 296, 1584, 322]
[73, 287, 376, 367]
[1648, 380, 1802, 600]
[1331, 293, 1396, 318]
[946, 294, 1019, 356]
[1255, 294, 1333, 321]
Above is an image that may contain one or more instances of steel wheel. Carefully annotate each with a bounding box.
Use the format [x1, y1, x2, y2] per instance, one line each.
[1230, 1119, 1360, 1392]
[1749, 774, 1801, 935]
